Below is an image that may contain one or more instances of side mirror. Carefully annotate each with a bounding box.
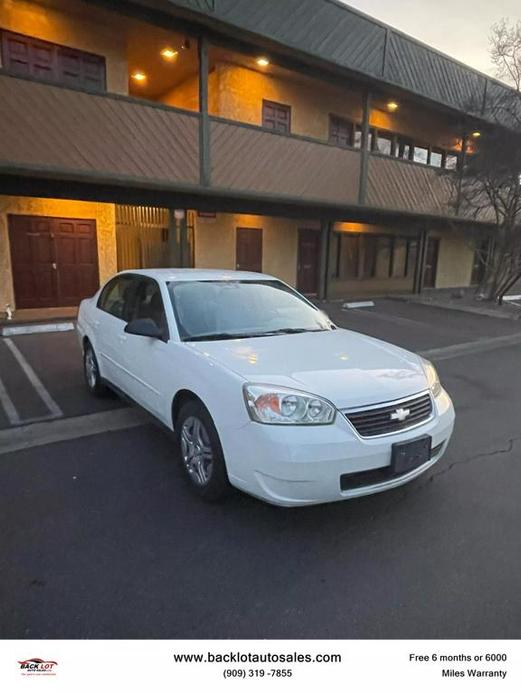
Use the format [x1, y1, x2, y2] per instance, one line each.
[124, 318, 164, 340]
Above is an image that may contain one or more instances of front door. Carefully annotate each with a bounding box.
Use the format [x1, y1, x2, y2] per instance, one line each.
[423, 238, 439, 289]
[8, 215, 99, 308]
[297, 229, 320, 295]
[236, 228, 263, 272]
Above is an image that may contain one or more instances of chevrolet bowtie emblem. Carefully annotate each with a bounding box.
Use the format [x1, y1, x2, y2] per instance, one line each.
[390, 407, 410, 422]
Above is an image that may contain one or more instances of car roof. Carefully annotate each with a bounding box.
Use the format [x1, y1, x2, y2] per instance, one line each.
[115, 268, 278, 282]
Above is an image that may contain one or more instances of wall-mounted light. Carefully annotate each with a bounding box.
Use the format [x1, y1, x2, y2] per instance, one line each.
[256, 57, 270, 67]
[161, 47, 178, 61]
[387, 101, 399, 112]
[471, 131, 481, 138]
[131, 71, 147, 82]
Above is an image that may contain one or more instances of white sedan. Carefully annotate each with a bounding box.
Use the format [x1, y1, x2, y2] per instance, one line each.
[77, 269, 455, 507]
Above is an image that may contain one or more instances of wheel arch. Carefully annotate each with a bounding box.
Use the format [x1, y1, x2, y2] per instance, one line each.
[171, 389, 207, 429]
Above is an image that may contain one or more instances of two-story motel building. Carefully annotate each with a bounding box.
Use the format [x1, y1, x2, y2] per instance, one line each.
[0, 0, 512, 315]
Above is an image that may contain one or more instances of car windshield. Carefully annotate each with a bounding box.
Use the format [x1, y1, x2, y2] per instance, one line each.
[168, 280, 334, 341]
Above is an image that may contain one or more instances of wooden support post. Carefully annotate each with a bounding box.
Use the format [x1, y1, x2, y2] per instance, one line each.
[358, 89, 371, 205]
[198, 36, 210, 187]
[318, 220, 331, 301]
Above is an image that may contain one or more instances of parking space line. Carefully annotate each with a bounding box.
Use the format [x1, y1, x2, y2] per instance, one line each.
[0, 375, 21, 426]
[4, 338, 63, 419]
[0, 408, 147, 455]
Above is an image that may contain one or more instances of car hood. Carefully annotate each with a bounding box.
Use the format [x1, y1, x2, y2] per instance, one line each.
[188, 328, 428, 409]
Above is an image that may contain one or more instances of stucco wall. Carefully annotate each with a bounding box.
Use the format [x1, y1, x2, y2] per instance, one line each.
[194, 213, 300, 286]
[0, 0, 128, 94]
[162, 60, 460, 150]
[431, 229, 475, 288]
[0, 196, 117, 310]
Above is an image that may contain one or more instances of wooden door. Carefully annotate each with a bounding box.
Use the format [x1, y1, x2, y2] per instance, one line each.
[54, 218, 99, 306]
[297, 229, 320, 295]
[8, 215, 99, 309]
[423, 238, 439, 289]
[236, 228, 263, 273]
[8, 215, 57, 308]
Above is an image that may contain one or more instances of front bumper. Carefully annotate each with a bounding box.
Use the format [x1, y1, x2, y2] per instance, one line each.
[222, 388, 455, 507]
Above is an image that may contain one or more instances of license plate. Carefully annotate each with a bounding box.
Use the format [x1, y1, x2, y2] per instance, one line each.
[392, 435, 432, 475]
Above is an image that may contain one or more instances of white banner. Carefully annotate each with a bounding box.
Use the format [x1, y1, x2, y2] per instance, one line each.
[0, 640, 518, 693]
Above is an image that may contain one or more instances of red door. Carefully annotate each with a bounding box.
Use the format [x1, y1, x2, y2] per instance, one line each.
[236, 228, 263, 273]
[8, 215, 99, 308]
[297, 229, 321, 295]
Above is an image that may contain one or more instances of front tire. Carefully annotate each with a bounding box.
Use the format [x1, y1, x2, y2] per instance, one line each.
[175, 400, 231, 501]
[83, 343, 109, 397]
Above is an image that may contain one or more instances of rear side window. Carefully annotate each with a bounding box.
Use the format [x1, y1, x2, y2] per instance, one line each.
[97, 276, 136, 320]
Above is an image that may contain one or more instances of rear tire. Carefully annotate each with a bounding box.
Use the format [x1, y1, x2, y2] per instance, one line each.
[175, 399, 231, 501]
[83, 343, 109, 397]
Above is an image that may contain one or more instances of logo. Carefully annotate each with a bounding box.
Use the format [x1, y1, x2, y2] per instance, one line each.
[18, 658, 58, 676]
[390, 407, 410, 422]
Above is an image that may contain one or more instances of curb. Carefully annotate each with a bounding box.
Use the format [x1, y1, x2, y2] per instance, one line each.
[391, 296, 521, 321]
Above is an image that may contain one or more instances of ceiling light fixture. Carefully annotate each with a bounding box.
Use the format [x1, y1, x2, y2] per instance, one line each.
[472, 131, 481, 138]
[256, 56, 270, 67]
[131, 71, 147, 82]
[161, 47, 178, 60]
[387, 100, 399, 112]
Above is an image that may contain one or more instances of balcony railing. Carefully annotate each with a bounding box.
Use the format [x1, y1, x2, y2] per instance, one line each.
[0, 73, 200, 187]
[210, 118, 361, 204]
[0, 73, 479, 223]
[366, 153, 456, 217]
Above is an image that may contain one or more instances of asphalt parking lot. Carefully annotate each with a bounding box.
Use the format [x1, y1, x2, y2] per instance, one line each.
[1, 299, 521, 639]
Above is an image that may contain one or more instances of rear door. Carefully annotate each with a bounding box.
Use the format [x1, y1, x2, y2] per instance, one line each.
[94, 275, 138, 388]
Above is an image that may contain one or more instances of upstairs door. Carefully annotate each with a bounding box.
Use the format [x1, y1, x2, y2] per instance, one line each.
[297, 229, 321, 295]
[8, 215, 99, 308]
[236, 228, 263, 273]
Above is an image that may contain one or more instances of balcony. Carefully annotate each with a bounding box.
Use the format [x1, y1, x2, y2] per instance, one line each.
[0, 73, 200, 188]
[210, 118, 361, 204]
[366, 153, 456, 217]
[0, 73, 469, 222]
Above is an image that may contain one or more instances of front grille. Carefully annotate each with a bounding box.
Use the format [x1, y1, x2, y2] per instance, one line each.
[340, 440, 445, 491]
[344, 392, 433, 438]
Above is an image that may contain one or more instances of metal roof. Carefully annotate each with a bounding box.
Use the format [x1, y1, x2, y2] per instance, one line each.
[160, 0, 518, 124]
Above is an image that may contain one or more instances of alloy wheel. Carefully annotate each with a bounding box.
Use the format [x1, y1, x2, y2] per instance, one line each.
[180, 416, 214, 486]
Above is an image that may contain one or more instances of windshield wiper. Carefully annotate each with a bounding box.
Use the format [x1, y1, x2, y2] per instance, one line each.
[184, 328, 329, 341]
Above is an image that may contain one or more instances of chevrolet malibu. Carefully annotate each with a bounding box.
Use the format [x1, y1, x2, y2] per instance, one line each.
[77, 269, 454, 507]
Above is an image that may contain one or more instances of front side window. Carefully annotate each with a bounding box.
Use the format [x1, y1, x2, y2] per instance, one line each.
[130, 279, 169, 336]
[0, 29, 106, 91]
[97, 276, 136, 320]
[168, 280, 332, 341]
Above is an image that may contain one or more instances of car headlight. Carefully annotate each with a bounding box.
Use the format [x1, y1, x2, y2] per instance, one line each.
[422, 359, 442, 397]
[243, 384, 336, 425]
